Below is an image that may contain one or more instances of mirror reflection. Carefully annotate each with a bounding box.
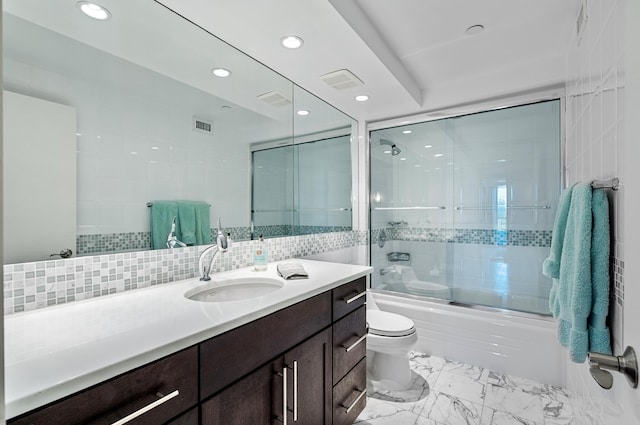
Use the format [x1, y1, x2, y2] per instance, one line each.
[2, 0, 355, 264]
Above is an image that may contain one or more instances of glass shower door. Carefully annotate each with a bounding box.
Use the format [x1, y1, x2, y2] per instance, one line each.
[370, 99, 561, 315]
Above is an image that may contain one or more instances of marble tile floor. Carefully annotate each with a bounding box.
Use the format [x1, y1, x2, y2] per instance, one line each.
[356, 352, 574, 425]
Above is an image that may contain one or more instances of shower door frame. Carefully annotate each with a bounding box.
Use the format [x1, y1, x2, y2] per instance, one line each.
[366, 89, 566, 317]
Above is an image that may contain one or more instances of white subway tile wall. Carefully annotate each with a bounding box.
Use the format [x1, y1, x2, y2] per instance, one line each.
[564, 0, 626, 423]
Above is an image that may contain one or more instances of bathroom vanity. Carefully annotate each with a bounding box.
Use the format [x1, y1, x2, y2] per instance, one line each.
[4, 260, 370, 425]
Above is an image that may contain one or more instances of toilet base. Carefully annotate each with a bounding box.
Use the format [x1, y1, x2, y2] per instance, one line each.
[366, 350, 413, 390]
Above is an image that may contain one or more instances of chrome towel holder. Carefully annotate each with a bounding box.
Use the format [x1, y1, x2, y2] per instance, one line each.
[590, 177, 619, 190]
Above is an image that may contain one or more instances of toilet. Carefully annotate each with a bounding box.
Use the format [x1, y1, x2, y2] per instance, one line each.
[380, 264, 450, 298]
[366, 293, 418, 390]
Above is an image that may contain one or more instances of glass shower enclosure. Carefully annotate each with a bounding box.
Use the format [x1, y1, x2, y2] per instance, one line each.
[370, 100, 561, 315]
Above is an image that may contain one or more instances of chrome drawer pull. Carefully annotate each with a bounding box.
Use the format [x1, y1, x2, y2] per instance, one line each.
[283, 366, 288, 425]
[342, 334, 367, 352]
[111, 390, 179, 425]
[342, 388, 367, 414]
[344, 291, 366, 304]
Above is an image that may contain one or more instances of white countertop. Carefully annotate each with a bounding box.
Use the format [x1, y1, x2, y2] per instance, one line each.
[4, 259, 372, 419]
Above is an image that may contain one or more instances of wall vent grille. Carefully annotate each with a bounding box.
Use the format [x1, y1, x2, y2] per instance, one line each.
[193, 117, 213, 133]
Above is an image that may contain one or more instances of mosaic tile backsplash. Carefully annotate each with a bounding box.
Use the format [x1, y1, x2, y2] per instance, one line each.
[76, 225, 353, 256]
[4, 230, 367, 315]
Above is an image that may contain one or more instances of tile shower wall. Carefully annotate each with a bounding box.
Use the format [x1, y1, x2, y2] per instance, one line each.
[3, 231, 368, 315]
[563, 0, 627, 423]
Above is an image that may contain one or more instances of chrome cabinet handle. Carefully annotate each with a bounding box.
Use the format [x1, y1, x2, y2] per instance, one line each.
[344, 291, 366, 304]
[293, 360, 298, 421]
[342, 334, 367, 352]
[110, 390, 179, 425]
[282, 366, 288, 425]
[342, 388, 366, 414]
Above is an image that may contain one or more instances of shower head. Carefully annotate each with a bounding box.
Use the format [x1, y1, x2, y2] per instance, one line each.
[380, 139, 402, 156]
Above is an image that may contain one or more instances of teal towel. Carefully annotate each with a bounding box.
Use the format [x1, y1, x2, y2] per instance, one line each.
[589, 189, 612, 356]
[544, 183, 612, 363]
[177, 201, 197, 245]
[544, 185, 575, 319]
[150, 201, 178, 249]
[194, 201, 211, 245]
[556, 183, 593, 362]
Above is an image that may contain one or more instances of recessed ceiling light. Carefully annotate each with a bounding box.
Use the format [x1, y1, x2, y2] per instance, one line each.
[76, 1, 111, 20]
[434, 153, 444, 157]
[297, 110, 310, 116]
[400, 157, 407, 161]
[211, 68, 231, 78]
[383, 150, 391, 154]
[281, 35, 304, 49]
[465, 24, 484, 36]
[402, 130, 412, 134]
[424, 145, 433, 149]
[355, 95, 369, 102]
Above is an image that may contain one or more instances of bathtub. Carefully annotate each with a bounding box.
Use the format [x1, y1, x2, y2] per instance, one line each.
[370, 289, 565, 387]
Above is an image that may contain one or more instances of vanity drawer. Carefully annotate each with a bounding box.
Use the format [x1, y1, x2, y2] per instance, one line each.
[332, 305, 367, 384]
[200, 291, 332, 399]
[9, 347, 198, 425]
[332, 276, 366, 321]
[332, 358, 367, 425]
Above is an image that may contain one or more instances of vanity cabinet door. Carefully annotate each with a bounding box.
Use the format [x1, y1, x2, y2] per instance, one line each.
[284, 328, 332, 425]
[201, 358, 284, 425]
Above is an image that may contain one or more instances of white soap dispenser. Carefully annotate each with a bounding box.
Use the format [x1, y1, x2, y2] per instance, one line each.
[254, 234, 268, 271]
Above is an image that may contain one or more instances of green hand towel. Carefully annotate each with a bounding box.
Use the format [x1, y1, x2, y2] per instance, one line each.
[194, 201, 211, 245]
[177, 201, 197, 245]
[150, 201, 178, 249]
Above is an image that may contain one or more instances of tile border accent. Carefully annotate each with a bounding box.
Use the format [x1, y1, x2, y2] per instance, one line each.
[372, 227, 552, 248]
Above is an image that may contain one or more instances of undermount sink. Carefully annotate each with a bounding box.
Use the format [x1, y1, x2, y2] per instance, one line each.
[185, 277, 284, 302]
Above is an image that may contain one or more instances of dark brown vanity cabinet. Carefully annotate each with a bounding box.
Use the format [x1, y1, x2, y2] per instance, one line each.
[8, 276, 368, 425]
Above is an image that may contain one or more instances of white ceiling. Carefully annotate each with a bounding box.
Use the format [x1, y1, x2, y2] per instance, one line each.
[158, 0, 582, 124]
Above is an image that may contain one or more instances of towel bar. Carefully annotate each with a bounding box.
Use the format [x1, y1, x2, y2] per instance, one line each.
[590, 177, 619, 190]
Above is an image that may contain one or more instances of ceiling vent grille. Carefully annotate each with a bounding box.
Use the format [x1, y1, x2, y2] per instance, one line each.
[320, 69, 364, 90]
[257, 90, 292, 107]
[193, 117, 213, 133]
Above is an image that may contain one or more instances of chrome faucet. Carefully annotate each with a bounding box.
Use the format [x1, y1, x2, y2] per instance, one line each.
[198, 218, 230, 281]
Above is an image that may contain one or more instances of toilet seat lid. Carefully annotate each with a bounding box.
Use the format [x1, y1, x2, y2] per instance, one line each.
[367, 310, 416, 337]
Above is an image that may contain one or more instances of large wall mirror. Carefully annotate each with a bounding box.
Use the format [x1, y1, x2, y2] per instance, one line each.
[2, 0, 356, 264]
